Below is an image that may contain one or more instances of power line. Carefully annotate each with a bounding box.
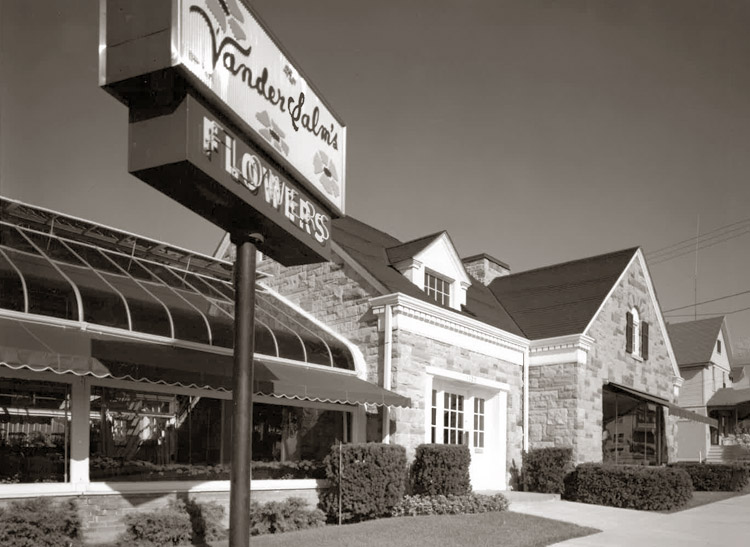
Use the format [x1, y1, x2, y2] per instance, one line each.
[646, 215, 750, 259]
[662, 289, 750, 313]
[648, 227, 750, 265]
[665, 306, 750, 318]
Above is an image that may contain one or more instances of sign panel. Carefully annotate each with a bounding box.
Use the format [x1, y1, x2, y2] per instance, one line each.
[100, 0, 346, 217]
[129, 93, 331, 265]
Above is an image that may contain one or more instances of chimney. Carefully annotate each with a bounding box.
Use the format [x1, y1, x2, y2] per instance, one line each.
[462, 253, 510, 286]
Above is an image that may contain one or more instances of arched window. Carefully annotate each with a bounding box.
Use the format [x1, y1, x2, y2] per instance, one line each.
[626, 308, 649, 359]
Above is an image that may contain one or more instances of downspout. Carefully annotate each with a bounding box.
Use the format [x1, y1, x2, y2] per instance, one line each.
[523, 347, 529, 453]
[382, 304, 393, 444]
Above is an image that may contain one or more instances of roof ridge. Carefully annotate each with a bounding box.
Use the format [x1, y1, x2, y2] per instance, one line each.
[492, 246, 640, 281]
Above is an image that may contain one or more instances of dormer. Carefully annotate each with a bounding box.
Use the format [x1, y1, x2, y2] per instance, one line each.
[386, 232, 472, 311]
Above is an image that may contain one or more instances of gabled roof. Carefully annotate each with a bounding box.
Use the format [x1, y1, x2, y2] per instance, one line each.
[666, 316, 725, 367]
[707, 387, 750, 407]
[330, 217, 524, 335]
[385, 232, 444, 265]
[487, 248, 639, 339]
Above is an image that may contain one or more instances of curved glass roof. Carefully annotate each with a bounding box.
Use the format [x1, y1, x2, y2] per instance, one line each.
[0, 197, 353, 370]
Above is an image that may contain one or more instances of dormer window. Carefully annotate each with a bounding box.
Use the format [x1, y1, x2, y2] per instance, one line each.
[626, 308, 649, 360]
[425, 271, 451, 306]
[717, 340, 722, 354]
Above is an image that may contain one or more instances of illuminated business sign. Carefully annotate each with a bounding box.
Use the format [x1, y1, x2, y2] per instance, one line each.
[129, 93, 331, 265]
[100, 0, 346, 217]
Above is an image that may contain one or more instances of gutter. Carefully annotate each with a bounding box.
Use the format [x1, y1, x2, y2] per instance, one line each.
[382, 304, 393, 443]
[523, 346, 529, 452]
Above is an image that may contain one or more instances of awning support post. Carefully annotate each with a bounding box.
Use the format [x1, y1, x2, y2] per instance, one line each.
[229, 233, 262, 547]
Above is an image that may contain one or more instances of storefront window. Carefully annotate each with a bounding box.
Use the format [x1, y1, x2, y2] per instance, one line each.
[89, 386, 347, 481]
[0, 378, 70, 483]
[602, 386, 665, 465]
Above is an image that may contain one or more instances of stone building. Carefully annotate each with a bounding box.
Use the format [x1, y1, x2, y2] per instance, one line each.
[256, 215, 712, 485]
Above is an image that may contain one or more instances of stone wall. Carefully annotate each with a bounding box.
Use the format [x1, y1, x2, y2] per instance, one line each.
[529, 257, 679, 464]
[390, 330, 524, 473]
[0, 486, 322, 545]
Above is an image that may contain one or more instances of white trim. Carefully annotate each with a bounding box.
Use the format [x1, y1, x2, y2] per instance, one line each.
[528, 333, 595, 366]
[258, 283, 367, 378]
[426, 365, 511, 392]
[636, 250, 681, 378]
[582, 251, 637, 337]
[370, 293, 528, 364]
[418, 233, 473, 288]
[0, 479, 328, 499]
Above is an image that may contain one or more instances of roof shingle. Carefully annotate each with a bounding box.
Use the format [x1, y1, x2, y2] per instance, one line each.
[666, 316, 725, 367]
[487, 248, 639, 339]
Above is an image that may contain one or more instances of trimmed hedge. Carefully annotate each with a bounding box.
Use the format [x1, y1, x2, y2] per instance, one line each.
[522, 447, 573, 494]
[250, 497, 325, 536]
[120, 500, 193, 546]
[184, 498, 226, 543]
[411, 444, 471, 496]
[322, 443, 407, 522]
[0, 497, 82, 547]
[563, 463, 692, 511]
[391, 493, 509, 517]
[670, 462, 750, 492]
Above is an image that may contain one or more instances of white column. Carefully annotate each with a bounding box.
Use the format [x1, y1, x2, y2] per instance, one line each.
[69, 376, 90, 484]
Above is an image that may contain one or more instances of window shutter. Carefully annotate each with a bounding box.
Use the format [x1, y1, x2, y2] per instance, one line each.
[625, 311, 633, 353]
[641, 321, 649, 360]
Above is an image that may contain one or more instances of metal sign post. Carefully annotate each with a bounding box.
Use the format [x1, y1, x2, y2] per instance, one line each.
[229, 234, 261, 546]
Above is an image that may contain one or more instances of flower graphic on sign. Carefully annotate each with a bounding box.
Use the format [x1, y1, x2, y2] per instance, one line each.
[192, 0, 251, 67]
[313, 150, 340, 197]
[256, 111, 290, 156]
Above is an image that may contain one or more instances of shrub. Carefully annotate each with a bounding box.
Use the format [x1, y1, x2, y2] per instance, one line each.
[0, 497, 82, 547]
[249, 497, 325, 536]
[184, 498, 226, 543]
[120, 499, 193, 546]
[322, 443, 407, 522]
[522, 447, 573, 494]
[670, 462, 750, 492]
[411, 444, 471, 496]
[391, 493, 509, 517]
[563, 463, 692, 511]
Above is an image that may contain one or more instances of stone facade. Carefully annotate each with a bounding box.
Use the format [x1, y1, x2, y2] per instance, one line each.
[462, 254, 510, 286]
[389, 329, 523, 468]
[258, 252, 525, 486]
[528, 256, 679, 463]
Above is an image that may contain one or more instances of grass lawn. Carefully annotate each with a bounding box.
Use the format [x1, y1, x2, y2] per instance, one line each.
[207, 512, 600, 547]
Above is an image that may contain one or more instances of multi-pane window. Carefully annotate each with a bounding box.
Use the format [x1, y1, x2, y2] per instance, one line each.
[430, 390, 437, 443]
[424, 272, 450, 306]
[443, 392, 465, 445]
[473, 398, 485, 449]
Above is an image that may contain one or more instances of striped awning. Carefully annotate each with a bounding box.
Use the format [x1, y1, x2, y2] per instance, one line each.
[0, 318, 410, 408]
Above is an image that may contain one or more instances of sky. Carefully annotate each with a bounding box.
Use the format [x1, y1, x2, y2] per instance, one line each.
[2, 0, 750, 345]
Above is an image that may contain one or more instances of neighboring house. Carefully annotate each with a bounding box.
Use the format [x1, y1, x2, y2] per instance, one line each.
[255, 215, 711, 485]
[668, 316, 749, 461]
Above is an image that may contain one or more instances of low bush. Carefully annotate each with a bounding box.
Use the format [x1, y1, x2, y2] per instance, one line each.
[184, 498, 226, 543]
[249, 497, 325, 535]
[670, 462, 750, 492]
[120, 499, 193, 546]
[522, 447, 573, 494]
[411, 444, 471, 496]
[0, 497, 82, 547]
[391, 493, 509, 517]
[322, 443, 407, 522]
[563, 463, 692, 511]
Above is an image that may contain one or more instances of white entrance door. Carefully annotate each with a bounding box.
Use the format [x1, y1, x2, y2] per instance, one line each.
[429, 383, 505, 491]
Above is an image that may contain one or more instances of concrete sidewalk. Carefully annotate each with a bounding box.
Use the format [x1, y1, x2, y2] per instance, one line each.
[509, 493, 750, 547]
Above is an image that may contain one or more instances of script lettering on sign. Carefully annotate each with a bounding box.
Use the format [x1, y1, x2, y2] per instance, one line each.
[181, 0, 346, 215]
